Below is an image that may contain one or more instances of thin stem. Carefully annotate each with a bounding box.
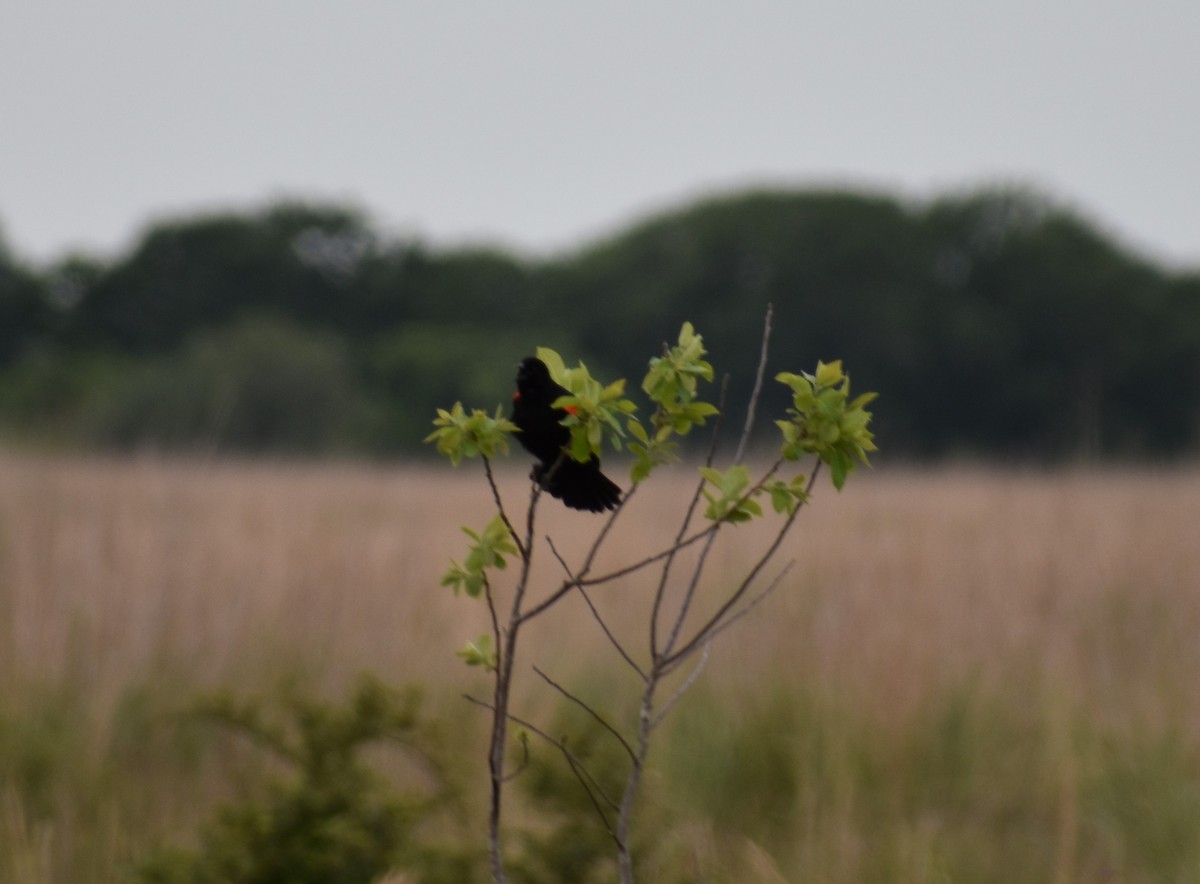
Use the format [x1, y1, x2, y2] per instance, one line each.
[664, 461, 820, 670]
[546, 537, 644, 677]
[652, 641, 710, 729]
[533, 666, 637, 763]
[659, 522, 719, 659]
[483, 578, 501, 672]
[659, 304, 775, 657]
[580, 586, 645, 678]
[650, 375, 729, 658]
[485, 478, 545, 883]
[616, 678, 655, 884]
[465, 690, 624, 839]
[692, 561, 794, 654]
[516, 484, 636, 624]
[733, 302, 774, 464]
[482, 453, 525, 558]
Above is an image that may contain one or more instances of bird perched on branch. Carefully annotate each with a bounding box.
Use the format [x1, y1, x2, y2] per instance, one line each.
[511, 357, 621, 512]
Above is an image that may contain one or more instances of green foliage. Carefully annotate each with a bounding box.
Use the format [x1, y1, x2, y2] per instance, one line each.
[1084, 726, 1200, 880]
[660, 677, 1200, 884]
[0, 683, 92, 821]
[133, 675, 472, 884]
[423, 322, 721, 487]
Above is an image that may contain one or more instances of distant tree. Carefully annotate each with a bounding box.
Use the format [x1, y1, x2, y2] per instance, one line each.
[0, 240, 50, 367]
[2, 187, 1197, 459]
[62, 203, 377, 352]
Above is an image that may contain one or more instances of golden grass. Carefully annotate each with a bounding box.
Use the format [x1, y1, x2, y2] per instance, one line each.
[2, 452, 1199, 879]
[3, 454, 1199, 724]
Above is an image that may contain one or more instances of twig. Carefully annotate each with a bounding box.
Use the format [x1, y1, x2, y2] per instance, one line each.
[484, 475, 546, 883]
[482, 453, 525, 558]
[651, 641, 710, 729]
[699, 560, 795, 649]
[533, 666, 637, 763]
[483, 578, 501, 668]
[465, 693, 623, 834]
[664, 461, 820, 669]
[659, 454, 786, 659]
[659, 562, 794, 680]
[562, 745, 622, 845]
[659, 520, 720, 659]
[650, 375, 729, 658]
[545, 537, 645, 678]
[733, 302, 773, 464]
[653, 305, 770, 659]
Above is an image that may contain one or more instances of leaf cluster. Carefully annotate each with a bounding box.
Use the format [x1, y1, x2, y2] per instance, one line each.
[440, 516, 518, 598]
[425, 403, 518, 466]
[776, 360, 878, 489]
[535, 346, 638, 464]
[628, 322, 720, 483]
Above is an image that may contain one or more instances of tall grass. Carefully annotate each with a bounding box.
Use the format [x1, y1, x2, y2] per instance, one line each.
[1, 453, 1198, 881]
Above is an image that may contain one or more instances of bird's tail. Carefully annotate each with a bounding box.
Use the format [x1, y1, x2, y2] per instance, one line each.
[536, 457, 622, 513]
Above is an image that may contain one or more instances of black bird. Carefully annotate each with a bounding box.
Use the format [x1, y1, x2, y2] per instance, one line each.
[511, 357, 621, 512]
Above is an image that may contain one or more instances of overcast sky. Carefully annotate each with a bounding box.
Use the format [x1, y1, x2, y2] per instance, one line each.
[3, 1, 1199, 268]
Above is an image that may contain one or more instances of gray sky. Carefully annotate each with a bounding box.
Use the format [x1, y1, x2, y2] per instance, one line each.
[4, 1, 1199, 267]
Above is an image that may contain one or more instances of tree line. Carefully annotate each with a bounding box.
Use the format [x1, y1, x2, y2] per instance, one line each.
[1, 186, 1197, 460]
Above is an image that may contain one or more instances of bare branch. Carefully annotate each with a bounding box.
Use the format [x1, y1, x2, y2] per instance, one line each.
[561, 746, 621, 845]
[483, 579, 501, 666]
[651, 641, 710, 729]
[695, 561, 795, 651]
[545, 537, 645, 678]
[733, 301, 774, 465]
[527, 454, 787, 632]
[664, 460, 821, 669]
[465, 693, 623, 833]
[517, 484, 637, 624]
[576, 522, 718, 587]
[533, 666, 637, 763]
[650, 375, 729, 658]
[659, 523, 720, 659]
[482, 453, 525, 559]
[659, 452, 789, 658]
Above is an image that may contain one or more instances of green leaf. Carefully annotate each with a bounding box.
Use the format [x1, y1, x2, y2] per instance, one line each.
[815, 359, 844, 387]
[628, 419, 649, 444]
[535, 347, 568, 384]
[456, 634, 497, 672]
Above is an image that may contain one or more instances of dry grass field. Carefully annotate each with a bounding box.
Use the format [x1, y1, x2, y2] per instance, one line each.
[1, 452, 1199, 881]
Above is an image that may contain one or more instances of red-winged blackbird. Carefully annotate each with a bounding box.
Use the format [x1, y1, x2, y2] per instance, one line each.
[511, 357, 621, 512]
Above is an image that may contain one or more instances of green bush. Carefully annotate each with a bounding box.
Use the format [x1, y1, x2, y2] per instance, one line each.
[78, 317, 366, 454]
[134, 675, 480, 884]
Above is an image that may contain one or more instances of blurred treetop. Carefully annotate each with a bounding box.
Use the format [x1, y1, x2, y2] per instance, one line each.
[1, 186, 1197, 459]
